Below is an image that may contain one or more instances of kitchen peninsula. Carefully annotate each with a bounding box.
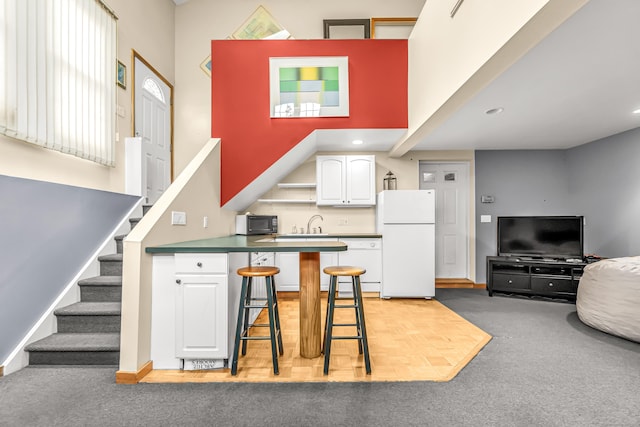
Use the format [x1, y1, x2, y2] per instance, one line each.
[146, 234, 379, 370]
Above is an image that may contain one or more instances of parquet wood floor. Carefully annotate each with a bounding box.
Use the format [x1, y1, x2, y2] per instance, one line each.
[140, 295, 491, 383]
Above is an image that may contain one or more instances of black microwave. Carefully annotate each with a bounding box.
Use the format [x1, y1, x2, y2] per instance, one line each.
[235, 214, 278, 235]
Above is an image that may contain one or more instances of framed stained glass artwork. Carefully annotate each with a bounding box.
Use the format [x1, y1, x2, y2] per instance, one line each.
[200, 55, 211, 77]
[269, 56, 349, 118]
[231, 5, 291, 40]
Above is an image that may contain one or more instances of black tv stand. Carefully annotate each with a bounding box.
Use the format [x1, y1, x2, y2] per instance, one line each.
[486, 256, 587, 301]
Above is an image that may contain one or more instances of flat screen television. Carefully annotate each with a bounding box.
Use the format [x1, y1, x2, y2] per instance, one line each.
[497, 216, 584, 260]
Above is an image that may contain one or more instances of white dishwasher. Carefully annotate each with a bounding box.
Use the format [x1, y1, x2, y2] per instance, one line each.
[337, 238, 382, 295]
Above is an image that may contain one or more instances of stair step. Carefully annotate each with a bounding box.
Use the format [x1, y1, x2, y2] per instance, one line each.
[78, 276, 122, 302]
[114, 234, 127, 254]
[54, 302, 121, 333]
[98, 253, 122, 276]
[142, 204, 153, 215]
[55, 301, 121, 315]
[26, 333, 120, 365]
[129, 217, 141, 229]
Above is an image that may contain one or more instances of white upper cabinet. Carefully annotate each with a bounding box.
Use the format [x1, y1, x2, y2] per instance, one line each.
[316, 155, 376, 206]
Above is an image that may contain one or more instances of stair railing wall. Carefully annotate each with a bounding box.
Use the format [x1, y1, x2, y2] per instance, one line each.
[118, 138, 237, 378]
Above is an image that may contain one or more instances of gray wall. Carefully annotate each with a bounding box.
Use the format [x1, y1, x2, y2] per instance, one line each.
[475, 128, 640, 283]
[0, 175, 140, 362]
[475, 150, 574, 282]
[566, 127, 640, 258]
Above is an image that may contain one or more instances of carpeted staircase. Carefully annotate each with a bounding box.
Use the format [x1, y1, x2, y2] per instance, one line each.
[25, 206, 149, 366]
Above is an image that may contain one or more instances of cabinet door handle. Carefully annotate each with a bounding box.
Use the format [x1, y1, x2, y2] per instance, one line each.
[196, 262, 203, 267]
[176, 279, 182, 285]
[549, 282, 554, 287]
[508, 280, 513, 284]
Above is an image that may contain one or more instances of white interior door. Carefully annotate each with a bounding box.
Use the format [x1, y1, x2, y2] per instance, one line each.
[134, 57, 172, 204]
[419, 162, 469, 279]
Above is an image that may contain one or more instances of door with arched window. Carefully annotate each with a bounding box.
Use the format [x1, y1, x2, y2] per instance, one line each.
[133, 54, 173, 204]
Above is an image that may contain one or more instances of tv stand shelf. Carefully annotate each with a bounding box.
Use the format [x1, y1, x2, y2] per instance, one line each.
[486, 256, 587, 301]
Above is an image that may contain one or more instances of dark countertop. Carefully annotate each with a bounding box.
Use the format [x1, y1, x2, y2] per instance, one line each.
[274, 233, 382, 239]
[146, 235, 348, 254]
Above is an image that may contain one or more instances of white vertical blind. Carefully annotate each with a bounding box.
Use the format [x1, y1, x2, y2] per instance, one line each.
[0, 0, 117, 166]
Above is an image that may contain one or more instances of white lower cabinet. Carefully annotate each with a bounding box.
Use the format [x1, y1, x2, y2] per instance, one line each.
[320, 252, 338, 291]
[274, 238, 339, 291]
[274, 252, 300, 291]
[174, 253, 228, 360]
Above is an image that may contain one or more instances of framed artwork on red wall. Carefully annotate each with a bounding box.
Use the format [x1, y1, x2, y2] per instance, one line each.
[268, 56, 349, 118]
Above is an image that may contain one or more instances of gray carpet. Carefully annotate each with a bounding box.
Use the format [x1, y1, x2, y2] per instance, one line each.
[1, 289, 639, 427]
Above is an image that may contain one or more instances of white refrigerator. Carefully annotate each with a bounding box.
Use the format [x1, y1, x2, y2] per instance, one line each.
[376, 190, 435, 298]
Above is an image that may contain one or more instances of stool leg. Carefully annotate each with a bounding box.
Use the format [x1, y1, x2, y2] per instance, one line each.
[352, 276, 363, 355]
[231, 276, 249, 375]
[269, 276, 284, 356]
[265, 275, 279, 375]
[241, 277, 253, 356]
[323, 275, 338, 375]
[321, 275, 333, 355]
[354, 275, 371, 374]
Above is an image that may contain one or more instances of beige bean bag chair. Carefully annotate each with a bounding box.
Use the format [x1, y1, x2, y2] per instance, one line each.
[576, 256, 640, 343]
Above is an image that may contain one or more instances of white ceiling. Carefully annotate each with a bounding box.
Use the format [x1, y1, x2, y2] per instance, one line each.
[411, 0, 640, 151]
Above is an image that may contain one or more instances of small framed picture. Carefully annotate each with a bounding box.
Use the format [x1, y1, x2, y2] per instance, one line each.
[117, 60, 126, 89]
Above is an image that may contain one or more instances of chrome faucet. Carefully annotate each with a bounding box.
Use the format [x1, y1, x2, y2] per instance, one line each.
[307, 214, 323, 234]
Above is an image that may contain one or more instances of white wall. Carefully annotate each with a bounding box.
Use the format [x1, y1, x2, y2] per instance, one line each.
[0, 0, 175, 193]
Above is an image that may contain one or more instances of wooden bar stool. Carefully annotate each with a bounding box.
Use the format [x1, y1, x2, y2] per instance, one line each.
[231, 266, 283, 375]
[322, 265, 371, 375]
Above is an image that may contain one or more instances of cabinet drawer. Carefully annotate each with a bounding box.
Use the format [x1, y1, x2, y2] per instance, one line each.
[530, 276, 575, 294]
[492, 273, 530, 290]
[175, 253, 227, 274]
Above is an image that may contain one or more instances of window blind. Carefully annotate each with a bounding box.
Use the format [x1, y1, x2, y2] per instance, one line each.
[0, 0, 117, 166]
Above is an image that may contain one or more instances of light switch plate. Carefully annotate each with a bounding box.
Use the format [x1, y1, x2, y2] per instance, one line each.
[480, 215, 491, 223]
[171, 211, 186, 225]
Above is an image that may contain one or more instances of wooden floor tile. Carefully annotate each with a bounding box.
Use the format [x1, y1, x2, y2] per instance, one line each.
[140, 296, 491, 383]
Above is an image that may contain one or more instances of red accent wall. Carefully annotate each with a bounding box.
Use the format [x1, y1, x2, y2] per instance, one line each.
[211, 39, 408, 205]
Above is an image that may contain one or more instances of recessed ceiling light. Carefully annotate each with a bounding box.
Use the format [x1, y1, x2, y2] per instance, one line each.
[352, 139, 364, 145]
[485, 107, 504, 115]
[633, 108, 640, 115]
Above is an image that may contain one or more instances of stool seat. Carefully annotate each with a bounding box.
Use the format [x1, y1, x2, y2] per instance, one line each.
[237, 266, 280, 277]
[323, 266, 366, 276]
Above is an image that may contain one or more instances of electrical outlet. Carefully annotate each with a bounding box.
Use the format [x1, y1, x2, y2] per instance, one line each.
[203, 216, 208, 228]
[171, 211, 186, 225]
